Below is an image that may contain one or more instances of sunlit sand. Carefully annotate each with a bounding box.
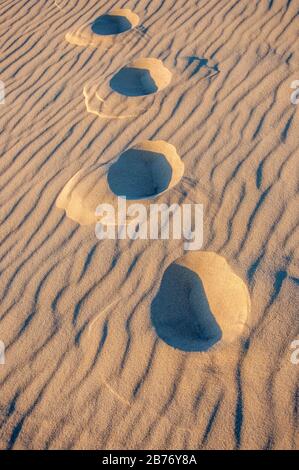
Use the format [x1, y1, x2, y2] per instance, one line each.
[0, 0, 298, 451]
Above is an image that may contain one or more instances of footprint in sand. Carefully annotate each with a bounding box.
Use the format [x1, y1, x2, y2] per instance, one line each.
[56, 140, 184, 225]
[84, 58, 172, 119]
[151, 252, 250, 352]
[65, 8, 140, 48]
[84, 52, 220, 120]
[107, 140, 183, 200]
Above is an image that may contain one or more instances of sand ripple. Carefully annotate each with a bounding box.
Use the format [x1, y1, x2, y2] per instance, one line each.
[0, 0, 298, 451]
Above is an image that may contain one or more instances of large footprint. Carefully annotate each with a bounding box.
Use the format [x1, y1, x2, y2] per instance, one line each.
[56, 140, 184, 225]
[65, 8, 140, 48]
[84, 51, 219, 119]
[151, 252, 250, 352]
[84, 57, 172, 119]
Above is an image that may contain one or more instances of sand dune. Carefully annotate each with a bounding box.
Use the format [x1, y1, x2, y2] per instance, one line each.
[0, 0, 298, 451]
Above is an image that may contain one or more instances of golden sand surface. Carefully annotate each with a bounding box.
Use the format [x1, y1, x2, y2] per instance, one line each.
[0, 0, 298, 450]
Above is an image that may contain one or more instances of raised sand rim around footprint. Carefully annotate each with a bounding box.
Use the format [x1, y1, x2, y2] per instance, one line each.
[110, 58, 172, 97]
[91, 9, 140, 36]
[56, 141, 184, 225]
[65, 8, 140, 47]
[84, 59, 172, 119]
[151, 252, 250, 352]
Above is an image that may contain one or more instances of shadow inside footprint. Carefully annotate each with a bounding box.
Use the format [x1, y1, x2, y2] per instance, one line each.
[110, 67, 158, 97]
[108, 149, 172, 199]
[91, 14, 133, 36]
[151, 264, 222, 352]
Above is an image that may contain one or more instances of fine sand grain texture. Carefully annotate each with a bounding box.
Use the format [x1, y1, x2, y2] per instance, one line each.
[0, 0, 298, 450]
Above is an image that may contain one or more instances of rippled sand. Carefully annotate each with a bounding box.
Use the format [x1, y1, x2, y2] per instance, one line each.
[0, 0, 298, 450]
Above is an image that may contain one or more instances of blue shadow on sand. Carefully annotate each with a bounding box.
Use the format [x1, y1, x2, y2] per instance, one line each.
[108, 149, 172, 199]
[186, 56, 219, 78]
[110, 68, 158, 97]
[151, 264, 222, 352]
[91, 15, 133, 36]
